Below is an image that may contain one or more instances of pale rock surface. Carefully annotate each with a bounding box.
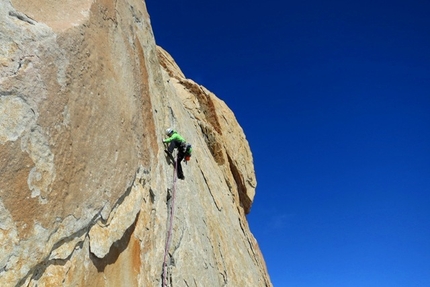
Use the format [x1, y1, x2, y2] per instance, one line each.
[0, 0, 272, 286]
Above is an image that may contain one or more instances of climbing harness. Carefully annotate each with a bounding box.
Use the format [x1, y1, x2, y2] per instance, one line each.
[162, 154, 178, 287]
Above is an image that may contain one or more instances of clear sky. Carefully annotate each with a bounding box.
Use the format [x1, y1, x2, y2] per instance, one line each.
[146, 1, 430, 286]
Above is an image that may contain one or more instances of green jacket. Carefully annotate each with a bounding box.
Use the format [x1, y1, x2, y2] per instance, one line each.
[163, 131, 185, 144]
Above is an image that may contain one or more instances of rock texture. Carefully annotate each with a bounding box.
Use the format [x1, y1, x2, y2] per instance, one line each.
[0, 0, 271, 286]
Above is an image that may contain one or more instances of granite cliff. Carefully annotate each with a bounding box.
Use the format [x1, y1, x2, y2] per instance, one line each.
[0, 0, 272, 286]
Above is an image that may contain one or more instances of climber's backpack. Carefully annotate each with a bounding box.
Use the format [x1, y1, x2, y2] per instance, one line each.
[184, 144, 192, 161]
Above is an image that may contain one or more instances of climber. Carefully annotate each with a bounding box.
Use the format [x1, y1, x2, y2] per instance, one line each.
[163, 128, 192, 180]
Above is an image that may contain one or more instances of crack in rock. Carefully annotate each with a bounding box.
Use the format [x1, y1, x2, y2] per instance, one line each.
[8, 11, 35, 25]
[89, 168, 145, 259]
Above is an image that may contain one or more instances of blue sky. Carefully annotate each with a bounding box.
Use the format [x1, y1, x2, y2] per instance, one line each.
[146, 1, 430, 286]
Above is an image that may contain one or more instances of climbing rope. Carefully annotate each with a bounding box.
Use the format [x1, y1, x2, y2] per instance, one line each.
[162, 154, 178, 287]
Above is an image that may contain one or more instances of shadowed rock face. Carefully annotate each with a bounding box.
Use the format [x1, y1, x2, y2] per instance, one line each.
[0, 0, 271, 286]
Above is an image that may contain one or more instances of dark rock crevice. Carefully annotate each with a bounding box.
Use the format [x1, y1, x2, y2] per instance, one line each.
[8, 11, 35, 25]
[227, 154, 251, 214]
[90, 211, 139, 272]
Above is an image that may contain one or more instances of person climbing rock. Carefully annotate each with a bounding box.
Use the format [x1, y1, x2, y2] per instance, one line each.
[163, 128, 189, 180]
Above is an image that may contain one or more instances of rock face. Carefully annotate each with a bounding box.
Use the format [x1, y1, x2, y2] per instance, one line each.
[0, 0, 272, 286]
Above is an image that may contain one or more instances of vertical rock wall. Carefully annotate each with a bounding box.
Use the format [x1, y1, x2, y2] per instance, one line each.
[0, 0, 272, 286]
